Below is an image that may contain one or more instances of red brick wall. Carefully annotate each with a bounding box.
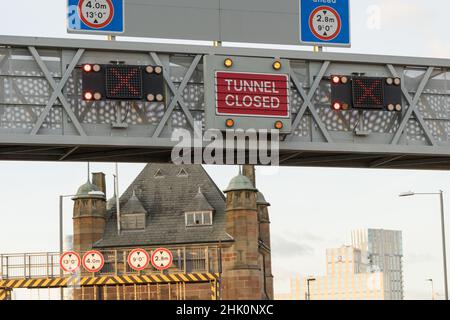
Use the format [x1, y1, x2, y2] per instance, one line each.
[73, 216, 106, 252]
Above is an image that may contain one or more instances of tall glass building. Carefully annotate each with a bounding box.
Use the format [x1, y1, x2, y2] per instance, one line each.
[287, 229, 403, 300]
[291, 246, 385, 300]
[351, 229, 404, 300]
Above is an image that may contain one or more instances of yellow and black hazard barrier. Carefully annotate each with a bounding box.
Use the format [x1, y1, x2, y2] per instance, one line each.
[0, 287, 12, 301]
[210, 280, 220, 300]
[0, 273, 220, 290]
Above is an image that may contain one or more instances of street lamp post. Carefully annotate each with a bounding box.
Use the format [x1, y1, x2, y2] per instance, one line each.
[399, 190, 449, 300]
[426, 278, 435, 300]
[306, 278, 316, 301]
[59, 194, 76, 300]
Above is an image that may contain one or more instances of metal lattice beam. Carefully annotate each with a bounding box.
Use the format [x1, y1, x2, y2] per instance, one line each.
[288, 61, 332, 142]
[150, 53, 202, 138]
[388, 65, 436, 145]
[28, 47, 86, 136]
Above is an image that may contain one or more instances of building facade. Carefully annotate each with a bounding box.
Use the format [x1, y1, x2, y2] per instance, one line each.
[287, 229, 403, 300]
[291, 246, 385, 300]
[71, 164, 273, 300]
[351, 229, 404, 300]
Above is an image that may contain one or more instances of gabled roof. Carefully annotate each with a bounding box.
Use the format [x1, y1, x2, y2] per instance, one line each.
[94, 164, 233, 248]
[185, 187, 215, 213]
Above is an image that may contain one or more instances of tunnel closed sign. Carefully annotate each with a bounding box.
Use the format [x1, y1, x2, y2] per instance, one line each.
[215, 71, 290, 118]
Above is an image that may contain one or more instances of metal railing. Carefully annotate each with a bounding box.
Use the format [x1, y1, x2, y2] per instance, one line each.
[0, 246, 220, 280]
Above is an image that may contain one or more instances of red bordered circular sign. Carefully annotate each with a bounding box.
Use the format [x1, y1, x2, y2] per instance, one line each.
[60, 251, 81, 273]
[151, 248, 173, 271]
[78, 0, 114, 29]
[127, 248, 150, 271]
[82, 250, 105, 273]
[309, 6, 342, 41]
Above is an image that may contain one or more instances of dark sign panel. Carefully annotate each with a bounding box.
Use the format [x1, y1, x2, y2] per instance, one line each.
[81, 64, 165, 102]
[215, 71, 290, 118]
[331, 75, 403, 112]
[352, 77, 384, 109]
[106, 65, 142, 100]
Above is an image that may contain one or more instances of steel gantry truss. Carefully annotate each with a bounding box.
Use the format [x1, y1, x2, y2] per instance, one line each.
[1, 35, 450, 169]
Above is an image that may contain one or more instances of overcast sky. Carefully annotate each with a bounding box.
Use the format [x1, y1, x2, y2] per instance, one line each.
[1, 0, 450, 300]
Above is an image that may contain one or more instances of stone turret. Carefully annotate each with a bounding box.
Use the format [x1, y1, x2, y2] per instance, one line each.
[257, 191, 273, 299]
[243, 165, 274, 300]
[72, 176, 106, 252]
[221, 169, 262, 300]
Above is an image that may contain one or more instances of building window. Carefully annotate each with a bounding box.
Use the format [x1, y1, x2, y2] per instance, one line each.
[185, 211, 213, 227]
[177, 168, 189, 177]
[154, 169, 164, 178]
[121, 214, 146, 230]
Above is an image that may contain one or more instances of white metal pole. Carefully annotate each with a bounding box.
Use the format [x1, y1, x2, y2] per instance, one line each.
[439, 191, 449, 300]
[59, 195, 63, 301]
[115, 163, 121, 235]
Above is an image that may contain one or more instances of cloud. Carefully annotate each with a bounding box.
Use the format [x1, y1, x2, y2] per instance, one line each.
[277, 229, 325, 243]
[428, 36, 450, 58]
[378, 0, 425, 23]
[405, 252, 436, 264]
[271, 235, 315, 258]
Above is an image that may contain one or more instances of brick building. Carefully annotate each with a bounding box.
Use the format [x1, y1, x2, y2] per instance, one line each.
[72, 164, 273, 300]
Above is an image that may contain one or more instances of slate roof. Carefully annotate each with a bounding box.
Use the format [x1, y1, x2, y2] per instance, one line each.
[94, 164, 233, 248]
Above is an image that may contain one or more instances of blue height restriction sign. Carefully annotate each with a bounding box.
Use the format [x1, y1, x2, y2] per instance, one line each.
[300, 0, 351, 47]
[67, 0, 124, 34]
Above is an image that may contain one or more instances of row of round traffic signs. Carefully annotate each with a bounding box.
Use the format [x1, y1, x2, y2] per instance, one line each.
[59, 248, 173, 274]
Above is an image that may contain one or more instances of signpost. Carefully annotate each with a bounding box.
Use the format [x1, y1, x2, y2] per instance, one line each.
[300, 0, 351, 47]
[82, 250, 105, 273]
[127, 248, 150, 271]
[151, 248, 173, 271]
[215, 71, 290, 118]
[60, 251, 81, 273]
[67, 0, 124, 34]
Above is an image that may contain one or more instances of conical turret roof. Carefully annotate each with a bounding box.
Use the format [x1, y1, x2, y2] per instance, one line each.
[73, 180, 105, 200]
[224, 172, 257, 193]
[256, 191, 270, 206]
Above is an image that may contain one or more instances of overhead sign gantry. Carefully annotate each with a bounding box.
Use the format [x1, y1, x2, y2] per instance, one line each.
[0, 35, 450, 170]
[2, 1, 450, 169]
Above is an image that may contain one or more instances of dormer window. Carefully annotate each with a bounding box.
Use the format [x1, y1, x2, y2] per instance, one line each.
[122, 213, 146, 230]
[184, 187, 214, 227]
[154, 169, 164, 178]
[177, 168, 189, 177]
[185, 211, 213, 227]
[120, 190, 148, 231]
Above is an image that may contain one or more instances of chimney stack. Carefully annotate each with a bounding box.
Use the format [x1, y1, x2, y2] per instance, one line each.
[92, 172, 106, 195]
